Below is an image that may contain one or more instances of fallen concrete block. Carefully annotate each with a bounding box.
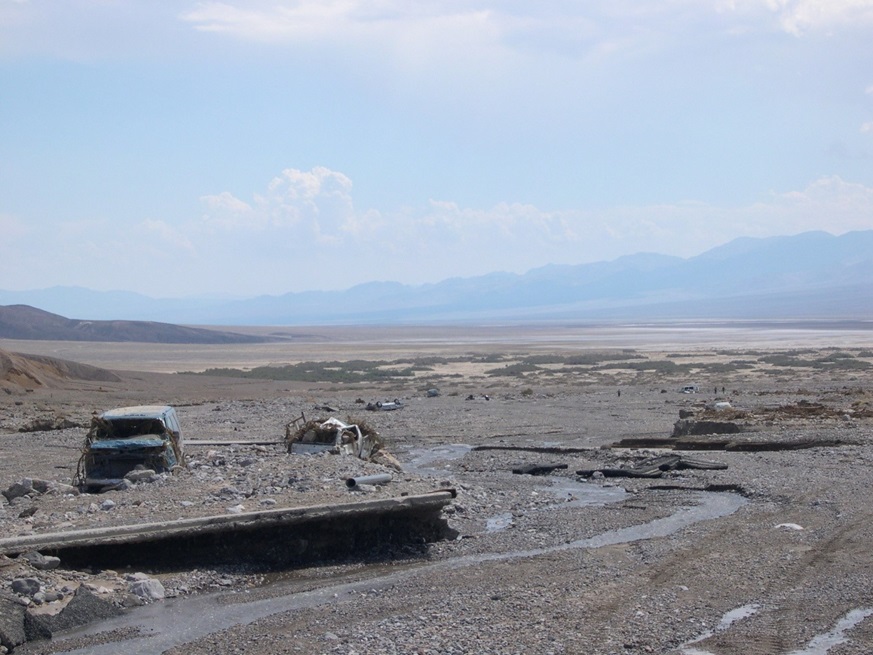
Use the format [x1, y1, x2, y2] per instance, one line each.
[24, 586, 123, 642]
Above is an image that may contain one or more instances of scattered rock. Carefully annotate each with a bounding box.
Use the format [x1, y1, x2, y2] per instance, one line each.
[48, 482, 80, 496]
[21, 552, 61, 571]
[11, 578, 40, 597]
[124, 469, 158, 483]
[2, 480, 34, 503]
[129, 578, 165, 601]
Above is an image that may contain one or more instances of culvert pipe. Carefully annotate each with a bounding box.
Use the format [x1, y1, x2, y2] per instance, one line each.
[346, 474, 393, 489]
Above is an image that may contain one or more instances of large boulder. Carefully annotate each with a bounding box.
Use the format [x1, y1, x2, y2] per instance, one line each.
[2, 479, 34, 503]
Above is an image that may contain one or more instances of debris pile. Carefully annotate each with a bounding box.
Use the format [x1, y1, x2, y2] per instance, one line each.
[285, 417, 402, 471]
[672, 418, 743, 437]
[16, 415, 81, 433]
[578, 455, 728, 479]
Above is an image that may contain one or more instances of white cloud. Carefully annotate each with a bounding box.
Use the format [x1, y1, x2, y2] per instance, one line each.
[183, 170, 873, 292]
[175, 2, 716, 68]
[720, 0, 873, 35]
[199, 191, 257, 229]
[4, 1, 869, 66]
[198, 166, 360, 243]
[767, 175, 873, 218]
[5, 169, 873, 296]
[776, 0, 873, 35]
[181, 1, 491, 40]
[862, 121, 873, 133]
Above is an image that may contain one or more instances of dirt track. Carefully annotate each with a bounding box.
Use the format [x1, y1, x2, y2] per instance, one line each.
[2, 328, 873, 654]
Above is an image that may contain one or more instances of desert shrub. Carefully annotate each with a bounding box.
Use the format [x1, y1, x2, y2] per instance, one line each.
[758, 355, 808, 367]
[592, 360, 693, 374]
[816, 358, 871, 370]
[194, 359, 416, 382]
[485, 362, 540, 377]
[475, 354, 510, 363]
[523, 355, 568, 365]
[819, 352, 855, 361]
[704, 361, 756, 373]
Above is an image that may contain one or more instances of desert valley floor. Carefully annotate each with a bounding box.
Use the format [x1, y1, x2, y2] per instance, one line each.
[1, 322, 873, 654]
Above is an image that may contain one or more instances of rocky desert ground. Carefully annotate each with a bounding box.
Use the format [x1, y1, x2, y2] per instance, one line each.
[1, 323, 873, 655]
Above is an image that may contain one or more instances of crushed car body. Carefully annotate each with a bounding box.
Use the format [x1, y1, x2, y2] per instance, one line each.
[285, 416, 403, 470]
[365, 399, 403, 411]
[76, 405, 184, 490]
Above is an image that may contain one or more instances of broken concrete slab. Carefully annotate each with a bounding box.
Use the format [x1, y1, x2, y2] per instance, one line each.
[577, 455, 727, 479]
[0, 490, 456, 557]
[609, 435, 855, 451]
[24, 586, 123, 642]
[672, 418, 742, 437]
[511, 463, 569, 476]
[0, 593, 27, 651]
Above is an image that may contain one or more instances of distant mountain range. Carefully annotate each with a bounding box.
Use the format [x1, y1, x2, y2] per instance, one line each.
[2, 230, 872, 329]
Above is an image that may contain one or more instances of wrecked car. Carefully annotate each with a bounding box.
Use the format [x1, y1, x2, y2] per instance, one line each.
[365, 399, 403, 411]
[76, 405, 184, 490]
[285, 416, 402, 470]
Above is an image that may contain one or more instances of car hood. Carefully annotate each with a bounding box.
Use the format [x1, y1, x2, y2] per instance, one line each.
[88, 438, 167, 451]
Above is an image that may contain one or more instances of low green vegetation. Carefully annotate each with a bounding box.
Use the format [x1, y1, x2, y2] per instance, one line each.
[185, 348, 872, 385]
[193, 359, 419, 383]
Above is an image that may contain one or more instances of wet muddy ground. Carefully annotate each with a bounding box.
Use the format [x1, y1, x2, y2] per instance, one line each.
[2, 335, 873, 654]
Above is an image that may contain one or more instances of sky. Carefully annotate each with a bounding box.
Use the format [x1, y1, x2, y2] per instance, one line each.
[1, 0, 873, 298]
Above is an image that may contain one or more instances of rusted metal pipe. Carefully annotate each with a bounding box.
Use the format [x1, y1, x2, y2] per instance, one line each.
[346, 474, 393, 489]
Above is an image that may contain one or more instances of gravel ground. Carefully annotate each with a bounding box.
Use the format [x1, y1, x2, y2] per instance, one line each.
[2, 344, 873, 654]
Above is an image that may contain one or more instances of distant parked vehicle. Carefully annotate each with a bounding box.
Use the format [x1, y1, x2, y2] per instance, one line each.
[681, 384, 699, 394]
[76, 405, 184, 491]
[366, 399, 403, 411]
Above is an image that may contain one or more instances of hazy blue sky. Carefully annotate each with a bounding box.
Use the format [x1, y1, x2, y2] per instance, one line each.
[2, 1, 872, 297]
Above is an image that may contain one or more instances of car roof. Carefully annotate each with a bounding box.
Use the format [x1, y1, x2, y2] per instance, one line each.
[100, 405, 175, 420]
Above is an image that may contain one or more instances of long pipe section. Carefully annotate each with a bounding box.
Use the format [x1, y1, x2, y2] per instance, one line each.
[346, 474, 393, 489]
